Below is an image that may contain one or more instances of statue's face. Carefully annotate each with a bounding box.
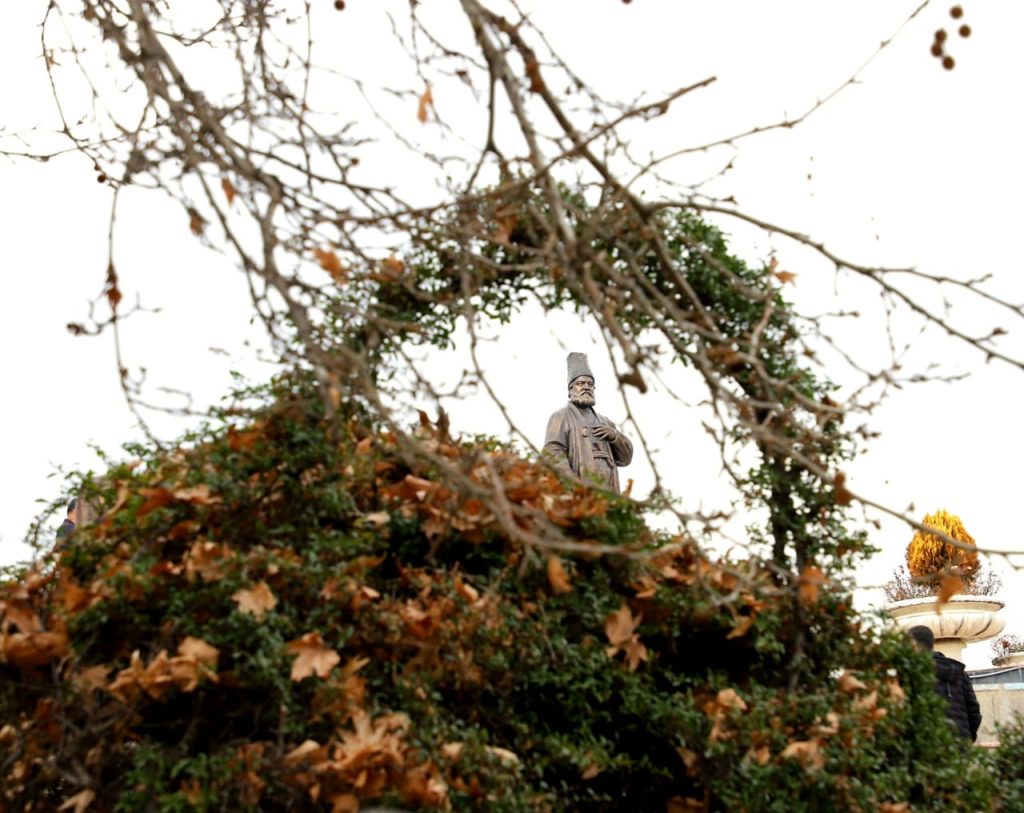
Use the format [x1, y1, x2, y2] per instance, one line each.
[569, 376, 595, 407]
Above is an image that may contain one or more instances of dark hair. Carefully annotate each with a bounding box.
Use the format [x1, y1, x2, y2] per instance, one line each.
[908, 625, 935, 650]
[67, 497, 77, 515]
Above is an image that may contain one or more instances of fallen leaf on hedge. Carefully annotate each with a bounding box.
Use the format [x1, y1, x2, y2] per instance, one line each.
[746, 745, 771, 765]
[284, 740, 329, 767]
[181, 779, 202, 805]
[676, 747, 699, 775]
[780, 739, 825, 771]
[852, 689, 879, 712]
[837, 671, 866, 694]
[329, 793, 359, 813]
[140, 651, 175, 699]
[885, 677, 906, 705]
[60, 580, 95, 614]
[2, 629, 69, 668]
[108, 651, 174, 701]
[232, 582, 277, 619]
[74, 665, 111, 692]
[798, 565, 824, 606]
[604, 604, 647, 670]
[58, 788, 95, 813]
[714, 688, 748, 712]
[400, 762, 450, 807]
[172, 484, 221, 505]
[547, 555, 573, 594]
[667, 797, 706, 812]
[604, 604, 640, 647]
[169, 637, 221, 692]
[331, 708, 409, 770]
[879, 802, 910, 813]
[453, 574, 479, 603]
[178, 636, 220, 667]
[185, 541, 233, 582]
[287, 632, 340, 681]
[726, 615, 754, 639]
[136, 487, 173, 518]
[810, 711, 840, 736]
[441, 741, 519, 766]
[2, 602, 42, 633]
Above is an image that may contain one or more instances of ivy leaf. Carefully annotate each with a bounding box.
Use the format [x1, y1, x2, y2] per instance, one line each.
[286, 632, 340, 681]
[232, 582, 277, 620]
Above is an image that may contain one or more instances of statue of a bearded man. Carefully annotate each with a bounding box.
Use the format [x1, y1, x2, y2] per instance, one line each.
[543, 352, 633, 493]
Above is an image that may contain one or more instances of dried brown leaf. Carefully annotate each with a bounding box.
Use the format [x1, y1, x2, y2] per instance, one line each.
[232, 582, 278, 620]
[417, 84, 434, 123]
[937, 573, 964, 607]
[798, 565, 825, 606]
[837, 671, 867, 694]
[58, 789, 95, 813]
[313, 248, 346, 281]
[547, 555, 573, 594]
[780, 739, 825, 771]
[287, 632, 340, 681]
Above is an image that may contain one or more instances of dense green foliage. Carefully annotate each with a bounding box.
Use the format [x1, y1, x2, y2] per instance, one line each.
[0, 372, 1008, 812]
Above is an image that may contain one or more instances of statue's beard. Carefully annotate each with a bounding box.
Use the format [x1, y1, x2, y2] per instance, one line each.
[571, 392, 595, 407]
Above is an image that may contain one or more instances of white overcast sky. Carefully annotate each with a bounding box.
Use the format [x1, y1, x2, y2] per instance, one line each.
[2, 1, 1023, 667]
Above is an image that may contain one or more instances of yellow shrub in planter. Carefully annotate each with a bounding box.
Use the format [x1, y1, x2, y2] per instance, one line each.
[905, 509, 980, 586]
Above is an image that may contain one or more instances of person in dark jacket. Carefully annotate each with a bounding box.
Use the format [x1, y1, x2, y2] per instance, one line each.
[908, 624, 982, 741]
[55, 497, 77, 545]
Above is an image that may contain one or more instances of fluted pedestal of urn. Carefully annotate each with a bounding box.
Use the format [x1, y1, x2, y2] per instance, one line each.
[887, 595, 1005, 662]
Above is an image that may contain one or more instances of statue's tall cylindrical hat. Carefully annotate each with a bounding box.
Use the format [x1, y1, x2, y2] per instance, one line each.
[567, 352, 594, 385]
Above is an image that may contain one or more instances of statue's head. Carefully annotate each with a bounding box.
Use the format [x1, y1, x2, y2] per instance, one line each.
[567, 352, 596, 407]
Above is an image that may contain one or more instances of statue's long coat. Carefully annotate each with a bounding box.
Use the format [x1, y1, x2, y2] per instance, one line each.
[543, 402, 633, 493]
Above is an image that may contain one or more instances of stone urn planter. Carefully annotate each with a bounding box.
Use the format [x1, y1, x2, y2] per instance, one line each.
[992, 651, 1024, 668]
[887, 594, 1005, 662]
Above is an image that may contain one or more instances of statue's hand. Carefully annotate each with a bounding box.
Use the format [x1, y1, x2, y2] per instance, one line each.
[592, 425, 619, 442]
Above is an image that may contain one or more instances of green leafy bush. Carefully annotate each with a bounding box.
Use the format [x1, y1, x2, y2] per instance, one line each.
[0, 374, 996, 812]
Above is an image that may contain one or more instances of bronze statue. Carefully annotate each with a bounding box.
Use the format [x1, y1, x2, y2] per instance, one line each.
[543, 352, 633, 492]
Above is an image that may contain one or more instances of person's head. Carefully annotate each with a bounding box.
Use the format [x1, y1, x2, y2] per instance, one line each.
[909, 625, 935, 651]
[67, 497, 78, 524]
[566, 352, 596, 407]
[569, 375, 595, 407]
